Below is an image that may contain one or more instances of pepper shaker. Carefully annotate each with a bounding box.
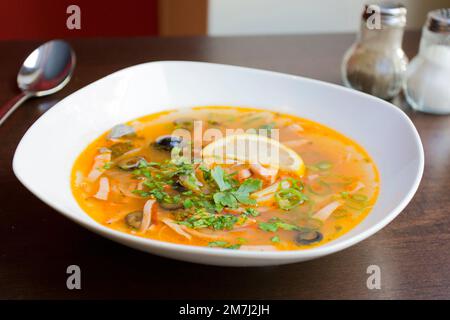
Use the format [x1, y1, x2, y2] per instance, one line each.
[342, 3, 408, 100]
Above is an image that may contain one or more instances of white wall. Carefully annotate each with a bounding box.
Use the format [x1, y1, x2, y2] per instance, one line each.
[209, 0, 450, 36]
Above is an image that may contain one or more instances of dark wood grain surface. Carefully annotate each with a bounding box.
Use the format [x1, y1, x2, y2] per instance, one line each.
[1, 32, 449, 300]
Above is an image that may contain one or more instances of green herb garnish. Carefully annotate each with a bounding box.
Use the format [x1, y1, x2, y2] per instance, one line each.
[214, 192, 238, 209]
[243, 207, 260, 217]
[103, 161, 113, 169]
[208, 241, 241, 250]
[179, 210, 238, 230]
[271, 235, 281, 243]
[275, 188, 308, 210]
[211, 166, 232, 191]
[258, 218, 300, 232]
[211, 169, 262, 210]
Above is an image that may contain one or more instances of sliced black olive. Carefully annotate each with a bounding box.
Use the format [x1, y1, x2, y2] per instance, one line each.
[152, 135, 183, 152]
[107, 124, 136, 139]
[125, 211, 142, 229]
[173, 118, 195, 130]
[295, 230, 323, 245]
[117, 156, 146, 170]
[172, 182, 187, 193]
[110, 142, 133, 159]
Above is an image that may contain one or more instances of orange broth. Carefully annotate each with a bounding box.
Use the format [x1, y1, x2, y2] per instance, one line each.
[71, 107, 379, 251]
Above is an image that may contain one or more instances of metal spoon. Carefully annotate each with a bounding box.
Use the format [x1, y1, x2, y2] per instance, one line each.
[0, 40, 76, 126]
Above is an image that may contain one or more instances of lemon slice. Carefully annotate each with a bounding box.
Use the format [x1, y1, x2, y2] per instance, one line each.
[202, 133, 305, 177]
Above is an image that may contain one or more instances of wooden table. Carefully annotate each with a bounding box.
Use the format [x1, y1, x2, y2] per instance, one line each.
[1, 32, 449, 300]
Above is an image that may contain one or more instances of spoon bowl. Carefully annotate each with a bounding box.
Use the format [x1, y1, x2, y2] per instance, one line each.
[0, 40, 75, 126]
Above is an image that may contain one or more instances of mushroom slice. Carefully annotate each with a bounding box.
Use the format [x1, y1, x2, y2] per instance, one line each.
[125, 211, 143, 229]
[110, 142, 134, 159]
[107, 124, 136, 139]
[117, 156, 146, 170]
[159, 201, 184, 210]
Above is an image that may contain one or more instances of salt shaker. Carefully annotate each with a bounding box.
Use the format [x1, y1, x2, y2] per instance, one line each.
[404, 9, 450, 114]
[342, 4, 408, 100]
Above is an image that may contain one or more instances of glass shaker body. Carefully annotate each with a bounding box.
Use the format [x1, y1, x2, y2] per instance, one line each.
[342, 9, 408, 100]
[404, 10, 450, 114]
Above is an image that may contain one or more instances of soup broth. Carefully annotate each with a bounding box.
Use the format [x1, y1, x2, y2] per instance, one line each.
[71, 107, 379, 251]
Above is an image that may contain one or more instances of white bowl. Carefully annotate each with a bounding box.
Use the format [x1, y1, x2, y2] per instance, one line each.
[13, 61, 424, 266]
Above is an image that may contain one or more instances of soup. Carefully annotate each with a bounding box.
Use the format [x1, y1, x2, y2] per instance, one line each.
[71, 107, 379, 251]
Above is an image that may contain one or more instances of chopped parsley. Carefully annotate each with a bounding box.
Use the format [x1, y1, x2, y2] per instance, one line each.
[211, 171, 262, 210]
[183, 199, 194, 209]
[211, 166, 232, 191]
[179, 210, 238, 230]
[208, 241, 241, 250]
[131, 161, 262, 232]
[258, 222, 279, 232]
[237, 237, 248, 244]
[103, 161, 113, 170]
[259, 122, 276, 132]
[243, 207, 260, 217]
[271, 235, 281, 243]
[258, 218, 300, 232]
[214, 192, 238, 209]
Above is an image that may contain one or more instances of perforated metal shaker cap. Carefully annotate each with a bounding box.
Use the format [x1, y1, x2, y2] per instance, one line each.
[426, 8, 450, 33]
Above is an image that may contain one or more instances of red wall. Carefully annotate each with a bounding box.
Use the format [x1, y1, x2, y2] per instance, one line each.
[0, 0, 158, 40]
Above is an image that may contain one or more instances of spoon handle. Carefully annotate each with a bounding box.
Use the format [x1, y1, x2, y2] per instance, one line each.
[0, 92, 29, 127]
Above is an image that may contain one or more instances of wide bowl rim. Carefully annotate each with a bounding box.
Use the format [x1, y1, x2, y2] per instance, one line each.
[12, 60, 425, 261]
